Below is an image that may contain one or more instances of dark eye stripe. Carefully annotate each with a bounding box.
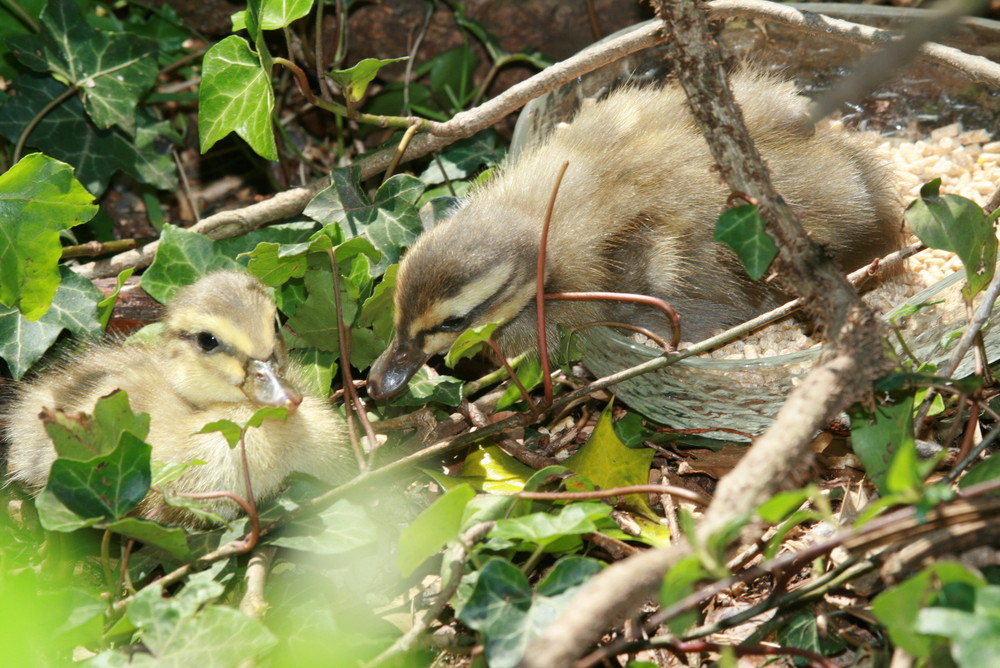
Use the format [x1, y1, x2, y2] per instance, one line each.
[424, 265, 530, 336]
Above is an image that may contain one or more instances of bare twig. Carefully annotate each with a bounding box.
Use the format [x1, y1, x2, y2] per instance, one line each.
[515, 484, 709, 506]
[239, 545, 277, 618]
[536, 160, 571, 406]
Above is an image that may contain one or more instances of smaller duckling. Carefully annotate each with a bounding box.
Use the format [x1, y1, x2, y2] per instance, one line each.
[2, 271, 352, 526]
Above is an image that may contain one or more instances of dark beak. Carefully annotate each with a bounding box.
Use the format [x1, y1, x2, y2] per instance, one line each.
[242, 358, 303, 412]
[368, 337, 430, 400]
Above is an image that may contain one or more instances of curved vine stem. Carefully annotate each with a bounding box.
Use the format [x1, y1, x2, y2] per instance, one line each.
[13, 84, 76, 163]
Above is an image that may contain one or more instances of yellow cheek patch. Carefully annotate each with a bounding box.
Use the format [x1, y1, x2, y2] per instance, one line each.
[422, 331, 461, 358]
[408, 263, 515, 339]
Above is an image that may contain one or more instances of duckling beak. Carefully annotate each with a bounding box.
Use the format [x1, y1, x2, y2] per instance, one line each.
[368, 337, 429, 400]
[242, 358, 303, 412]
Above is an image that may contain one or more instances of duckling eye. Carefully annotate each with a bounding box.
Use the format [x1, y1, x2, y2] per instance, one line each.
[196, 332, 220, 352]
[437, 316, 467, 333]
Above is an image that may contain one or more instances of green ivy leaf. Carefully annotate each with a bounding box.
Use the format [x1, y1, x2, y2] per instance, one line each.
[496, 357, 543, 410]
[291, 348, 338, 398]
[564, 402, 656, 519]
[848, 393, 917, 496]
[0, 75, 175, 195]
[106, 517, 191, 561]
[446, 444, 536, 494]
[47, 432, 152, 520]
[97, 267, 135, 329]
[246, 405, 288, 429]
[123, 580, 277, 665]
[326, 57, 408, 103]
[265, 499, 378, 555]
[0, 153, 97, 320]
[777, 610, 848, 664]
[34, 489, 104, 532]
[198, 35, 277, 161]
[444, 322, 498, 367]
[233, 0, 312, 31]
[713, 204, 777, 280]
[397, 484, 476, 576]
[305, 168, 424, 274]
[905, 178, 997, 300]
[388, 366, 464, 407]
[357, 263, 397, 342]
[140, 225, 242, 303]
[873, 561, 984, 658]
[42, 390, 150, 461]
[659, 554, 710, 635]
[458, 556, 601, 668]
[0, 266, 103, 379]
[489, 501, 613, 551]
[196, 419, 243, 449]
[418, 130, 506, 186]
[7, 0, 158, 134]
[959, 453, 1000, 493]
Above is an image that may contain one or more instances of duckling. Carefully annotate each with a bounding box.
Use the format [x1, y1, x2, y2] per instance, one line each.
[367, 71, 903, 398]
[3, 270, 352, 526]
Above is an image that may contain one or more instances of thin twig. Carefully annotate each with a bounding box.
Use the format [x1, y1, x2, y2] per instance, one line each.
[514, 484, 709, 506]
[536, 160, 571, 406]
[327, 249, 374, 471]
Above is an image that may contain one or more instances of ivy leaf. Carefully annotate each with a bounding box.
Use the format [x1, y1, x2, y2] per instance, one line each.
[47, 432, 152, 520]
[124, 580, 277, 665]
[389, 367, 464, 407]
[291, 348, 338, 398]
[196, 419, 243, 449]
[458, 556, 601, 668]
[443, 322, 499, 367]
[106, 517, 191, 561]
[0, 74, 174, 195]
[266, 498, 377, 555]
[0, 266, 103, 379]
[905, 178, 997, 300]
[714, 204, 777, 280]
[42, 390, 150, 461]
[7, 0, 158, 134]
[232, 0, 313, 31]
[488, 501, 613, 552]
[564, 402, 656, 519]
[97, 267, 135, 329]
[397, 484, 476, 576]
[848, 393, 917, 497]
[777, 610, 848, 662]
[140, 225, 242, 303]
[305, 168, 424, 274]
[357, 263, 397, 342]
[199, 35, 277, 161]
[35, 489, 104, 532]
[326, 57, 408, 103]
[418, 131, 506, 186]
[0, 153, 97, 320]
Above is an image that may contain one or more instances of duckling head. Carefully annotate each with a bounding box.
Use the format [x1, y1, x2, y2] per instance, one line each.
[163, 271, 303, 411]
[368, 220, 540, 399]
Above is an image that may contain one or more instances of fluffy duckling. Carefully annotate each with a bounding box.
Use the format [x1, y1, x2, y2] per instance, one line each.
[3, 271, 351, 526]
[368, 72, 903, 398]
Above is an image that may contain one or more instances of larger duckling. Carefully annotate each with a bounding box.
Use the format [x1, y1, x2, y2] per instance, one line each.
[368, 71, 903, 398]
[3, 271, 352, 525]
